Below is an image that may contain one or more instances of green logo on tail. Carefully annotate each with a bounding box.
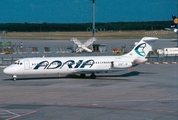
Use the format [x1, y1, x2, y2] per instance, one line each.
[134, 43, 146, 57]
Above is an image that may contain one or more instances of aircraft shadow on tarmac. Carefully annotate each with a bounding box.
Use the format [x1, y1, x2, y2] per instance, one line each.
[3, 71, 156, 81]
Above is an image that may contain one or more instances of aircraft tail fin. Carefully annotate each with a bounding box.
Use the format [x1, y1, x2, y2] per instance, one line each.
[172, 15, 177, 20]
[171, 15, 178, 28]
[123, 37, 158, 58]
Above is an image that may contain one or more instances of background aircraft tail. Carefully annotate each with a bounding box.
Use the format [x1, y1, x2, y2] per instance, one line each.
[171, 15, 178, 28]
[124, 37, 158, 59]
[172, 15, 177, 20]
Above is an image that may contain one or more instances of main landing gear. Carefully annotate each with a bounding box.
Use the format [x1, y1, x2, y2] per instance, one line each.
[90, 73, 96, 79]
[80, 73, 96, 79]
[12, 75, 17, 81]
[80, 74, 86, 78]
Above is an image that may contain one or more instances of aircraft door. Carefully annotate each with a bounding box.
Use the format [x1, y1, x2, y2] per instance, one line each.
[24, 60, 30, 70]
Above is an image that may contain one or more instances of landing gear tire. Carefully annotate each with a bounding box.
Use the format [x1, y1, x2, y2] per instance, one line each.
[90, 73, 96, 79]
[12, 75, 17, 81]
[80, 74, 86, 78]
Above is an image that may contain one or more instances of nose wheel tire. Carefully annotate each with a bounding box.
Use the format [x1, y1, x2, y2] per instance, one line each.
[12, 75, 17, 81]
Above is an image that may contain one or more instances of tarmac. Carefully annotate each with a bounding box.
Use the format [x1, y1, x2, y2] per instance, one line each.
[0, 38, 178, 120]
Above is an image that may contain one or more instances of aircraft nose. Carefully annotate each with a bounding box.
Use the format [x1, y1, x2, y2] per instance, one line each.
[3, 66, 14, 75]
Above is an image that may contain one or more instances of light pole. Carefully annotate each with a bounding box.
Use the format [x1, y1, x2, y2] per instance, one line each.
[2, 31, 7, 43]
[91, 0, 95, 38]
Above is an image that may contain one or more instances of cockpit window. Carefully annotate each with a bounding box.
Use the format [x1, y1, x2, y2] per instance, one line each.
[14, 61, 23, 65]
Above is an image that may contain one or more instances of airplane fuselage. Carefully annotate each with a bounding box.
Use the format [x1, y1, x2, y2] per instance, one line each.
[4, 56, 135, 76]
[3, 37, 158, 80]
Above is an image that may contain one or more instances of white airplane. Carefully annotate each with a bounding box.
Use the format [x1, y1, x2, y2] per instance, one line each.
[165, 15, 178, 34]
[4, 37, 158, 81]
[70, 37, 96, 52]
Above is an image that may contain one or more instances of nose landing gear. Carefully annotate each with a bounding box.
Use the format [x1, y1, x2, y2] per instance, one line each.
[12, 75, 17, 81]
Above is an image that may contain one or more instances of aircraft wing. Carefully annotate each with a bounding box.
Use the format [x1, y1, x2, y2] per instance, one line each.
[165, 28, 178, 33]
[70, 38, 82, 45]
[83, 38, 96, 47]
[165, 28, 174, 31]
[76, 47, 84, 53]
[81, 46, 92, 52]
